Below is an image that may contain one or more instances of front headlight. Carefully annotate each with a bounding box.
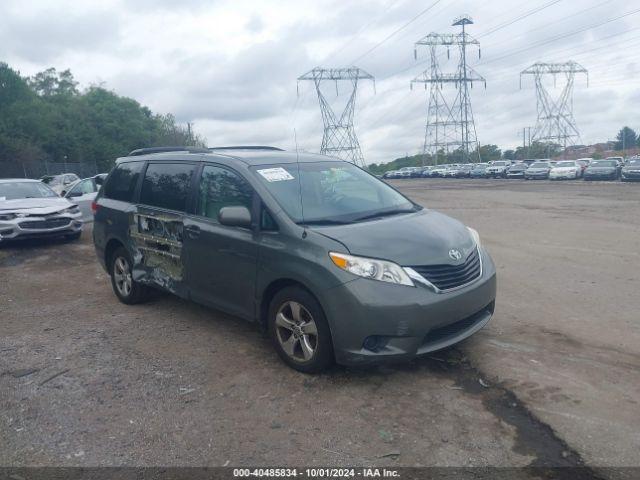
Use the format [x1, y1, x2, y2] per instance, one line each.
[329, 252, 414, 287]
[63, 205, 80, 214]
[467, 226, 481, 247]
[0, 213, 17, 221]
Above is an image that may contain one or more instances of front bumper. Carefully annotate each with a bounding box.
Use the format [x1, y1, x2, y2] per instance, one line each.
[0, 214, 83, 242]
[525, 172, 548, 179]
[621, 170, 640, 181]
[549, 171, 578, 179]
[584, 171, 617, 180]
[323, 248, 497, 366]
[506, 172, 525, 178]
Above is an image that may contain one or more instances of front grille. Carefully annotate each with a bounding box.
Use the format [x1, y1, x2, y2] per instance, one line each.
[20, 218, 71, 230]
[410, 248, 481, 291]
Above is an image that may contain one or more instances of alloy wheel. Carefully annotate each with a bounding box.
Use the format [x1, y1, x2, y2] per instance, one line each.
[113, 256, 133, 297]
[275, 301, 318, 362]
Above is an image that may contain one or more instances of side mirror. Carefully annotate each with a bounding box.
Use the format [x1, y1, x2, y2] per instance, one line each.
[67, 190, 82, 198]
[218, 206, 252, 229]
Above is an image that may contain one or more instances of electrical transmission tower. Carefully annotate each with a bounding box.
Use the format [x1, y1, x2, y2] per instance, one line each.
[520, 61, 588, 149]
[411, 15, 485, 164]
[297, 67, 375, 167]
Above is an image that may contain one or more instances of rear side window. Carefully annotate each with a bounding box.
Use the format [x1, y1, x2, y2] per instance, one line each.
[104, 162, 143, 202]
[198, 165, 253, 221]
[140, 162, 196, 212]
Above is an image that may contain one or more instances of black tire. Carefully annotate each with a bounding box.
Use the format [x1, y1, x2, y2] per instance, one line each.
[109, 246, 151, 305]
[268, 286, 334, 373]
[65, 231, 82, 241]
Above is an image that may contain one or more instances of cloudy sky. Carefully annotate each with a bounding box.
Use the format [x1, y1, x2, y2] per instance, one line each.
[2, 0, 639, 165]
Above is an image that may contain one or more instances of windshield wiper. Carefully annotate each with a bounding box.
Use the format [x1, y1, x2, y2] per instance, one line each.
[353, 208, 417, 223]
[298, 219, 351, 226]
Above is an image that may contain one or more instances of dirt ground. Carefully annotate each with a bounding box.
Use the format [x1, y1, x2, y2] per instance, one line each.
[1, 179, 639, 477]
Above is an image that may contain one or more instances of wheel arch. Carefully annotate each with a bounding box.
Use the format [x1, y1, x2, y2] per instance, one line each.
[104, 237, 126, 273]
[259, 278, 324, 333]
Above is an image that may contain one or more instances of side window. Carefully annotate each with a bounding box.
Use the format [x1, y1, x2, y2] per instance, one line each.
[198, 165, 253, 221]
[140, 162, 195, 212]
[104, 161, 143, 202]
[68, 180, 85, 196]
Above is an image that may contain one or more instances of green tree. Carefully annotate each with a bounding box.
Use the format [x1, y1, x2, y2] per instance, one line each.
[479, 144, 501, 162]
[615, 126, 637, 151]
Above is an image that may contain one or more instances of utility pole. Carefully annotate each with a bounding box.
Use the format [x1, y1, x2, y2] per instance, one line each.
[297, 67, 375, 168]
[411, 15, 485, 164]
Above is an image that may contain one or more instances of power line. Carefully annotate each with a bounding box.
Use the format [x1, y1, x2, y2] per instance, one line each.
[477, 7, 640, 66]
[350, 0, 443, 64]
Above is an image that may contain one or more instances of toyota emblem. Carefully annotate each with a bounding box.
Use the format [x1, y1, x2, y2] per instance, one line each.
[448, 249, 463, 261]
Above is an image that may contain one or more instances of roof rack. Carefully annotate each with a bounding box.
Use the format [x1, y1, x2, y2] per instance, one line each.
[208, 146, 284, 151]
[127, 146, 210, 156]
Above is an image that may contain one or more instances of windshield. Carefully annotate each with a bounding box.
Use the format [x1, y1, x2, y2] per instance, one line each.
[626, 159, 640, 166]
[253, 162, 417, 224]
[531, 162, 550, 168]
[0, 182, 58, 200]
[473, 165, 487, 170]
[591, 160, 616, 167]
[555, 161, 575, 167]
[493, 161, 508, 166]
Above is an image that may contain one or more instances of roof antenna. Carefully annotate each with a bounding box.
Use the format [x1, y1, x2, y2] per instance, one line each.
[293, 128, 306, 237]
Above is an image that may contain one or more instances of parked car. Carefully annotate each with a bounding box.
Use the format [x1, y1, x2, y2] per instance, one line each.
[620, 158, 640, 182]
[470, 163, 489, 178]
[93, 146, 496, 373]
[485, 161, 511, 178]
[524, 161, 552, 180]
[40, 173, 80, 196]
[0, 179, 83, 242]
[506, 163, 528, 179]
[430, 164, 450, 177]
[448, 164, 473, 178]
[382, 170, 398, 179]
[421, 166, 435, 178]
[549, 160, 582, 180]
[583, 159, 619, 181]
[64, 174, 107, 221]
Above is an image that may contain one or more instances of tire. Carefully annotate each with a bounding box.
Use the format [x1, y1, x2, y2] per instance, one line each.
[65, 231, 82, 241]
[109, 246, 151, 305]
[268, 286, 334, 373]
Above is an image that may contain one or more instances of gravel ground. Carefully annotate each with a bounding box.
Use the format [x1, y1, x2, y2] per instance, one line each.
[1, 178, 638, 477]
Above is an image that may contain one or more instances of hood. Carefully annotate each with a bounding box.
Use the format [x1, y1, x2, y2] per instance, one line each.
[312, 209, 475, 266]
[528, 167, 549, 172]
[0, 197, 74, 214]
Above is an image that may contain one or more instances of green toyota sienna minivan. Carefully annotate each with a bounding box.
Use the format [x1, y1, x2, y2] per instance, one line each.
[93, 146, 496, 372]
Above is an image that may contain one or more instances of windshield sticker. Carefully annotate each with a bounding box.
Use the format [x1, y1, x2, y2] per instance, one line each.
[257, 167, 295, 182]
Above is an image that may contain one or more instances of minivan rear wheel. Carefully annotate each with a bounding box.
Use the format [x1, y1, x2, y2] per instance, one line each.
[268, 286, 334, 373]
[109, 247, 150, 305]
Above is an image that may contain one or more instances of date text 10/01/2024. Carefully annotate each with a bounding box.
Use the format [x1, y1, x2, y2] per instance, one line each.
[233, 468, 400, 478]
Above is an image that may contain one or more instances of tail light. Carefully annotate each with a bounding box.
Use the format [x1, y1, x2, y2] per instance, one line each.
[90, 201, 99, 215]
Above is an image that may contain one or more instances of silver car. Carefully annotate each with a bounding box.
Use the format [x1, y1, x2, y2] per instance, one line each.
[64, 174, 107, 222]
[40, 173, 80, 196]
[0, 179, 83, 242]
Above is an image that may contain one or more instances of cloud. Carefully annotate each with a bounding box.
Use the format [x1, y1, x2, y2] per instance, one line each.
[3, 0, 639, 164]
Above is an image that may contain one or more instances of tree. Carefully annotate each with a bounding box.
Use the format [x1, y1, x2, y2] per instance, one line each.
[479, 144, 501, 162]
[615, 126, 637, 151]
[0, 63, 207, 177]
[28, 67, 79, 97]
[503, 149, 516, 160]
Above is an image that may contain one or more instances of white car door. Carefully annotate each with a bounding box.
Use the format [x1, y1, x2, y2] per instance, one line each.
[65, 179, 98, 222]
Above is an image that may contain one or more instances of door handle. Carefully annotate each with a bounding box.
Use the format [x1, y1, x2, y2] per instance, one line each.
[184, 224, 201, 238]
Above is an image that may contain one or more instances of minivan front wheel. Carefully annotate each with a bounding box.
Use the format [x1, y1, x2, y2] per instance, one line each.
[268, 287, 334, 373]
[109, 247, 150, 305]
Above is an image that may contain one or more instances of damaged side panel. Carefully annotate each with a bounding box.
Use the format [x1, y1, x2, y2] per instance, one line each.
[129, 212, 186, 296]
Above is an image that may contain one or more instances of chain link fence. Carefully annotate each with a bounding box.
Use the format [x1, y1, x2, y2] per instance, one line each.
[0, 160, 100, 180]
